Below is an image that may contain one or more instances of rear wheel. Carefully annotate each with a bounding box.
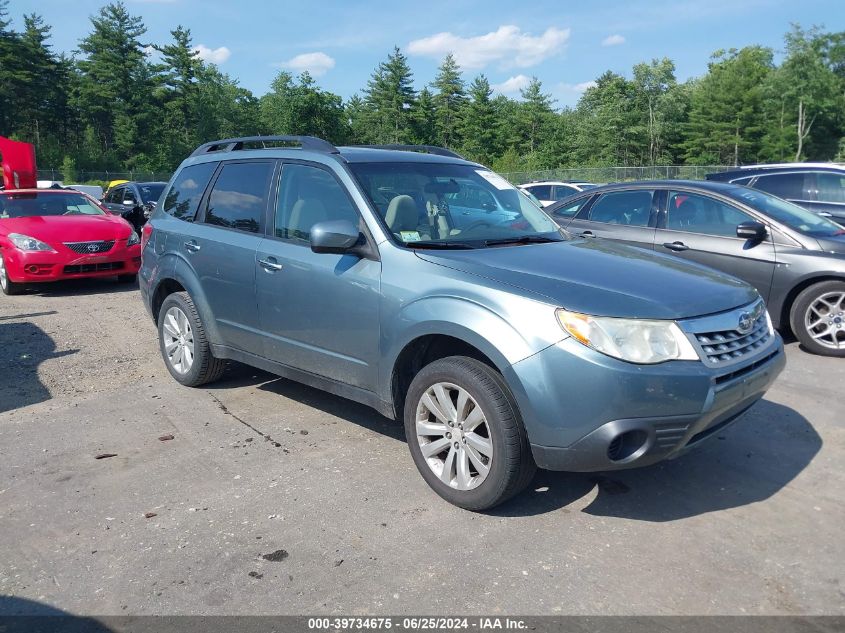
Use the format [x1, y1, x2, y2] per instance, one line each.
[404, 356, 536, 511]
[790, 280, 845, 357]
[0, 254, 24, 296]
[158, 291, 226, 386]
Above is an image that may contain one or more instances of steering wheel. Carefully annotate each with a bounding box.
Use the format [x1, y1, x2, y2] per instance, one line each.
[456, 220, 493, 236]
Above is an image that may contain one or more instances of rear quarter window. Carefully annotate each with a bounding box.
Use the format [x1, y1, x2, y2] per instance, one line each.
[162, 162, 217, 220]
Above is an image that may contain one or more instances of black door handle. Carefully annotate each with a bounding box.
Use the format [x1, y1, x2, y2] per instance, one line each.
[662, 241, 689, 252]
[580, 230, 595, 238]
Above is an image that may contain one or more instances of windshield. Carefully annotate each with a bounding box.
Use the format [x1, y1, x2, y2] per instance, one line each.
[0, 192, 105, 218]
[727, 186, 845, 237]
[139, 183, 166, 203]
[350, 162, 564, 248]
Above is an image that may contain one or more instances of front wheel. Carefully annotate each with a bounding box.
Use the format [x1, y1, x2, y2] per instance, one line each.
[0, 254, 24, 296]
[404, 356, 536, 511]
[790, 280, 845, 356]
[158, 291, 226, 386]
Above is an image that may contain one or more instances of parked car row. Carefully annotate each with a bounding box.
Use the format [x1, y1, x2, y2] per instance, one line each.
[3, 133, 843, 510]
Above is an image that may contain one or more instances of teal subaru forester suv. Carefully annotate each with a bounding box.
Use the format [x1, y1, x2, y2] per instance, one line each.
[140, 136, 785, 510]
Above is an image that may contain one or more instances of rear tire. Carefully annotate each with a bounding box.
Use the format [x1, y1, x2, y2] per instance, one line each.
[0, 254, 24, 296]
[404, 356, 536, 511]
[158, 291, 226, 386]
[790, 280, 845, 357]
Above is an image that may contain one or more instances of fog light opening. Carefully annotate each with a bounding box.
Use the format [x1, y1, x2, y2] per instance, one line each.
[607, 429, 648, 462]
[26, 265, 39, 274]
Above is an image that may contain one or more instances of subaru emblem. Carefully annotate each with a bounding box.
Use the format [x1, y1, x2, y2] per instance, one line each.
[737, 312, 754, 333]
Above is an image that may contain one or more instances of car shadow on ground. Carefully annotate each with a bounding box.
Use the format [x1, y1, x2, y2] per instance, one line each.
[0, 321, 77, 413]
[208, 362, 405, 442]
[207, 365, 821, 522]
[24, 277, 138, 297]
[0, 596, 114, 632]
[492, 399, 821, 521]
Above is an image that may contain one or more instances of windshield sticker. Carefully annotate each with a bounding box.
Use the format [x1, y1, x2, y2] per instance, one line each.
[399, 230, 421, 242]
[475, 169, 512, 190]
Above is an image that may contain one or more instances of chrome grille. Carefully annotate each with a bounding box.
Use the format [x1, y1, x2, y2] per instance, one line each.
[64, 240, 115, 254]
[692, 302, 772, 366]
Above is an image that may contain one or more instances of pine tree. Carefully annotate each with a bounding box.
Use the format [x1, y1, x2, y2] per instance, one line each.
[431, 53, 466, 148]
[460, 75, 497, 164]
[363, 46, 416, 143]
[412, 87, 436, 144]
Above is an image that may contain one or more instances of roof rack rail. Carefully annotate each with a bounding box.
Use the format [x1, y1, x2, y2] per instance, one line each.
[190, 135, 339, 158]
[354, 144, 466, 160]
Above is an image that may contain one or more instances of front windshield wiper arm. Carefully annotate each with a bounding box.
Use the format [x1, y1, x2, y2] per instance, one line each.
[483, 235, 563, 247]
[406, 240, 478, 250]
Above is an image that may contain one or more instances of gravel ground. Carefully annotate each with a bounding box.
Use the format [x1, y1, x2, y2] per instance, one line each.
[0, 277, 843, 616]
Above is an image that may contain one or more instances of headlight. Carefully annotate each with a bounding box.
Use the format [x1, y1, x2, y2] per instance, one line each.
[8, 233, 55, 252]
[556, 309, 700, 364]
[126, 231, 140, 246]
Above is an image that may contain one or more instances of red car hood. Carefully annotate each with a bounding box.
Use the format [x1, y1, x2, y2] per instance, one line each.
[0, 214, 133, 244]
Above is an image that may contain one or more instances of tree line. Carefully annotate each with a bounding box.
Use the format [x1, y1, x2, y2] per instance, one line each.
[1, 0, 843, 179]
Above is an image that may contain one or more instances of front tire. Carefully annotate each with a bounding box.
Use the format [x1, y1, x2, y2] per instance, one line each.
[404, 356, 536, 511]
[790, 281, 845, 357]
[0, 254, 24, 296]
[158, 291, 226, 386]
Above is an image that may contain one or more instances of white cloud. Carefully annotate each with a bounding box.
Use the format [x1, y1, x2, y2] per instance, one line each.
[280, 52, 336, 76]
[408, 25, 570, 70]
[601, 34, 626, 47]
[560, 80, 597, 93]
[492, 75, 531, 95]
[193, 44, 231, 64]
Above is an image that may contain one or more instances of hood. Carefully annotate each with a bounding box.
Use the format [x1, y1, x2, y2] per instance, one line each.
[0, 214, 133, 245]
[815, 233, 845, 255]
[416, 239, 758, 320]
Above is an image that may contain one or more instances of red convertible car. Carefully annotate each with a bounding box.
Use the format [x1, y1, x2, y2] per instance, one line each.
[0, 189, 142, 295]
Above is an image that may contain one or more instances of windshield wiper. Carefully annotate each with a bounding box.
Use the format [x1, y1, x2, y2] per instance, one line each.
[483, 235, 562, 247]
[406, 240, 478, 250]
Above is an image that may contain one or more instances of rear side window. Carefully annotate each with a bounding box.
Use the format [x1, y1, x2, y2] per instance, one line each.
[274, 164, 358, 241]
[162, 162, 217, 220]
[203, 162, 274, 233]
[752, 173, 807, 200]
[587, 190, 654, 226]
[526, 184, 551, 199]
[815, 173, 845, 203]
[552, 185, 577, 201]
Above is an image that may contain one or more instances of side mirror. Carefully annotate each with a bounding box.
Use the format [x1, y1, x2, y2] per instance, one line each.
[123, 199, 135, 207]
[310, 220, 361, 255]
[736, 221, 767, 241]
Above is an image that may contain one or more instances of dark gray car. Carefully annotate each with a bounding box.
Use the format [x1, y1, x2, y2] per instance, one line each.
[548, 180, 845, 356]
[102, 181, 167, 234]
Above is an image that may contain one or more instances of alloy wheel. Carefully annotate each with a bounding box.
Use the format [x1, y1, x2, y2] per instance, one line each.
[162, 306, 195, 373]
[415, 382, 493, 491]
[804, 291, 845, 351]
[0, 256, 7, 290]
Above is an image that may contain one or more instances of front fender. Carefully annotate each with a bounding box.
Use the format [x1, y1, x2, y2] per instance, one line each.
[379, 294, 564, 401]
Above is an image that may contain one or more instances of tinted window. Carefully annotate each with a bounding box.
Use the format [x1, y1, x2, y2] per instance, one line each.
[122, 188, 137, 204]
[553, 185, 577, 201]
[139, 183, 166, 203]
[552, 197, 589, 220]
[526, 185, 551, 199]
[815, 172, 845, 203]
[753, 173, 806, 199]
[0, 192, 105, 218]
[275, 164, 358, 241]
[666, 191, 752, 238]
[203, 162, 273, 233]
[163, 162, 217, 220]
[588, 190, 654, 226]
[107, 187, 122, 203]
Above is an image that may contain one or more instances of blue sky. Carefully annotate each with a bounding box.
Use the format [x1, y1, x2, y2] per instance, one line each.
[9, 0, 845, 107]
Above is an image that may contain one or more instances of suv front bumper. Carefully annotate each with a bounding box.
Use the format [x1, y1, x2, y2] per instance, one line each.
[504, 334, 785, 472]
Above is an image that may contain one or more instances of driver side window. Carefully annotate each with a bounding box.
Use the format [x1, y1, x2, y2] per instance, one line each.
[666, 191, 753, 238]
